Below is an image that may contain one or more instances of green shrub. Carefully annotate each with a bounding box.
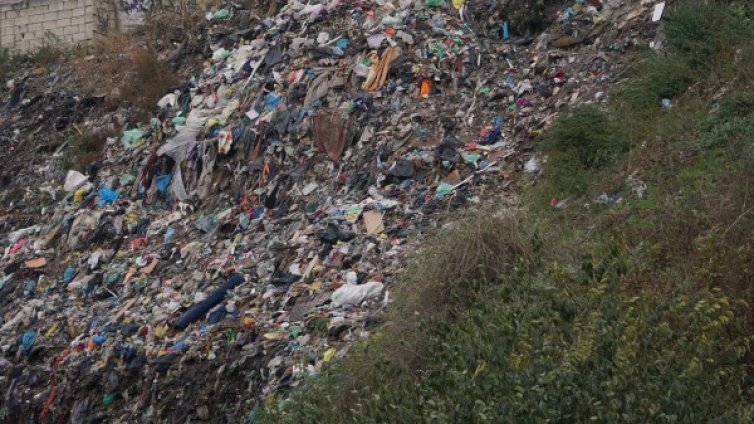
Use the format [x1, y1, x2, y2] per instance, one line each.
[697, 91, 754, 148]
[527, 105, 628, 214]
[532, 106, 628, 201]
[263, 240, 753, 423]
[0, 49, 8, 79]
[717, 91, 754, 120]
[526, 149, 594, 209]
[0, 48, 21, 80]
[543, 105, 628, 169]
[665, 1, 750, 67]
[30, 31, 66, 66]
[614, 55, 693, 113]
[698, 115, 754, 149]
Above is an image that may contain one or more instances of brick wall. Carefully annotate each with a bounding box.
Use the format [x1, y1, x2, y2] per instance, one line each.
[0, 0, 147, 51]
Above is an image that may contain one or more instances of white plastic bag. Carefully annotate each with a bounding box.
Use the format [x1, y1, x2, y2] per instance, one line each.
[331, 281, 384, 307]
[63, 170, 88, 192]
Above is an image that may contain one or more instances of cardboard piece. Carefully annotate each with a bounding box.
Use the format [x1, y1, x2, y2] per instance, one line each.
[24, 257, 47, 268]
[363, 211, 384, 235]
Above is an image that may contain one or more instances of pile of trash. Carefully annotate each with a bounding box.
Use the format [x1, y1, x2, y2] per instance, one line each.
[0, 0, 669, 421]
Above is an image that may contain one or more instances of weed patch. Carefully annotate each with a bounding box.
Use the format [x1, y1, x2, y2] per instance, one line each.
[30, 32, 67, 66]
[0, 48, 15, 80]
[262, 215, 753, 423]
[613, 55, 692, 117]
[665, 0, 751, 68]
[74, 35, 176, 123]
[527, 105, 627, 205]
[0, 33, 68, 79]
[543, 105, 627, 169]
[64, 132, 111, 173]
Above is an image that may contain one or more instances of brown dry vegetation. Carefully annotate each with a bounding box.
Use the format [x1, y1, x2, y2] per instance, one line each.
[74, 34, 176, 123]
[64, 129, 118, 173]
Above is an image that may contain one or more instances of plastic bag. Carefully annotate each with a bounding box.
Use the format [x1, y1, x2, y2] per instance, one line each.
[331, 281, 384, 307]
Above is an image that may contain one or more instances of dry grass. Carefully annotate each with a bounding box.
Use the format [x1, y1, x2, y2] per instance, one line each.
[64, 130, 116, 173]
[243, 0, 283, 16]
[297, 210, 535, 420]
[140, 5, 205, 53]
[0, 33, 65, 79]
[74, 34, 176, 123]
[396, 210, 533, 323]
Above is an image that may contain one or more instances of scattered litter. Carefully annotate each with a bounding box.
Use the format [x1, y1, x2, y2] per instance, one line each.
[652, 2, 666, 22]
[0, 0, 666, 420]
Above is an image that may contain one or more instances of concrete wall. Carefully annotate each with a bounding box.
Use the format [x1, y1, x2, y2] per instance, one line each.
[116, 0, 153, 32]
[0, 0, 96, 50]
[0, 0, 148, 51]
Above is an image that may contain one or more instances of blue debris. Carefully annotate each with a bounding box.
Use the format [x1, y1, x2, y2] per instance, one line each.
[21, 330, 37, 353]
[62, 267, 76, 283]
[97, 187, 120, 208]
[156, 174, 172, 193]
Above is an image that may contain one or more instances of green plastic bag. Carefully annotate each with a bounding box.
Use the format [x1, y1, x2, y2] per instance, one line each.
[212, 8, 230, 19]
[428, 42, 446, 59]
[119, 174, 136, 186]
[435, 183, 453, 198]
[103, 393, 115, 406]
[462, 152, 481, 164]
[121, 128, 144, 149]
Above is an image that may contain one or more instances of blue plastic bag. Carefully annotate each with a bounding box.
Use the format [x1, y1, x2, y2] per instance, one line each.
[156, 174, 172, 193]
[22, 330, 37, 353]
[97, 187, 119, 208]
[62, 267, 76, 283]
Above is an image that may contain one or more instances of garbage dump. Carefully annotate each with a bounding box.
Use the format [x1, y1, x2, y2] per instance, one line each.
[0, 0, 668, 421]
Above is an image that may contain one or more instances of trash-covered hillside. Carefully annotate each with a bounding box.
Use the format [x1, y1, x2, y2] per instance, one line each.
[0, 0, 671, 421]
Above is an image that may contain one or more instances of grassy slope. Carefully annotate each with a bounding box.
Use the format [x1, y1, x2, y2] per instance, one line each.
[257, 2, 754, 422]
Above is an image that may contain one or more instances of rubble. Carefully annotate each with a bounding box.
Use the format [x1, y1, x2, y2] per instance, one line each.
[0, 0, 667, 421]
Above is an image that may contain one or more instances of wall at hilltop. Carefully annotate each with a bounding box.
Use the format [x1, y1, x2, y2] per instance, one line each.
[0, 0, 149, 51]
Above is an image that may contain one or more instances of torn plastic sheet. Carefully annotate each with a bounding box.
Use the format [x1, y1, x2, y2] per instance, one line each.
[169, 166, 188, 201]
[304, 71, 333, 108]
[312, 112, 350, 161]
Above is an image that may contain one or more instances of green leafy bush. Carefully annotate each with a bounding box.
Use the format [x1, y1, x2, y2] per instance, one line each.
[543, 105, 628, 169]
[716, 91, 754, 120]
[0, 48, 21, 80]
[666, 1, 751, 67]
[535, 105, 627, 200]
[613, 55, 693, 114]
[696, 91, 754, 148]
[262, 225, 753, 423]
